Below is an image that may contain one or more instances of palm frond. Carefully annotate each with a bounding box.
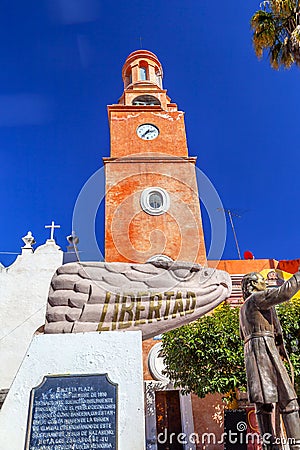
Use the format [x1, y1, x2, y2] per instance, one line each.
[290, 24, 300, 64]
[251, 1, 300, 69]
[271, 0, 295, 18]
[280, 37, 294, 67]
[251, 10, 278, 57]
[270, 41, 282, 67]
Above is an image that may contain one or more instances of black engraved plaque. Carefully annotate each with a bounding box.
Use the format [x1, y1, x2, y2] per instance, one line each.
[25, 374, 117, 450]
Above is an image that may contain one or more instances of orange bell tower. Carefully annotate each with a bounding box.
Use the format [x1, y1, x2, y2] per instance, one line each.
[104, 50, 206, 264]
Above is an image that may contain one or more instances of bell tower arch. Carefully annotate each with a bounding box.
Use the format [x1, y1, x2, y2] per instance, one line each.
[104, 50, 206, 264]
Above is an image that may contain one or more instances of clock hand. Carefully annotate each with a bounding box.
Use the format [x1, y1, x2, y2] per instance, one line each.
[141, 129, 151, 138]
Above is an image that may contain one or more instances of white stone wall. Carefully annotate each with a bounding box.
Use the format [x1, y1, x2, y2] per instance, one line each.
[0, 240, 63, 390]
[0, 332, 145, 450]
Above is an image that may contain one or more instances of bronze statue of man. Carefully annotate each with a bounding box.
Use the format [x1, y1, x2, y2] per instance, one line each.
[240, 271, 300, 450]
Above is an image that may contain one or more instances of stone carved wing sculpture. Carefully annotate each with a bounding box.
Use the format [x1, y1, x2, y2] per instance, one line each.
[45, 261, 232, 340]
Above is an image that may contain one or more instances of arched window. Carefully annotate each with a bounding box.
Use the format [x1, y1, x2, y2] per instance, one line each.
[132, 95, 161, 106]
[155, 70, 162, 88]
[139, 61, 148, 81]
[140, 66, 147, 80]
[125, 69, 132, 87]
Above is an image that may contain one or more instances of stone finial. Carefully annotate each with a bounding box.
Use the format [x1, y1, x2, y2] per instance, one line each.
[21, 231, 36, 251]
[63, 231, 79, 264]
[67, 231, 79, 247]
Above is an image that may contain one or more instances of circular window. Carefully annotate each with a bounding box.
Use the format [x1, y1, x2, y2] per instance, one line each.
[147, 254, 174, 263]
[148, 342, 169, 382]
[140, 187, 170, 216]
[149, 192, 163, 209]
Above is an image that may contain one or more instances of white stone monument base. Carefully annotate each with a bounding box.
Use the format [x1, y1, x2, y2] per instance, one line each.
[0, 331, 145, 450]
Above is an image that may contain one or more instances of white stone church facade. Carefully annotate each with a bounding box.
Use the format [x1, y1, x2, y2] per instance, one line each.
[0, 231, 63, 403]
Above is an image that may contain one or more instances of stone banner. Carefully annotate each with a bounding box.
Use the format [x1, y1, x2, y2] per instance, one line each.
[45, 261, 232, 339]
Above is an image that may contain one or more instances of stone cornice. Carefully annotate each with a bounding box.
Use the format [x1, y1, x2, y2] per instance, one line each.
[102, 156, 197, 164]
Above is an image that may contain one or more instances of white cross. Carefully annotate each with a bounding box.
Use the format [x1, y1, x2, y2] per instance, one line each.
[45, 220, 60, 241]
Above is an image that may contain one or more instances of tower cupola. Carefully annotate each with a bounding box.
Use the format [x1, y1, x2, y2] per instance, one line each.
[118, 49, 171, 108]
[122, 50, 163, 89]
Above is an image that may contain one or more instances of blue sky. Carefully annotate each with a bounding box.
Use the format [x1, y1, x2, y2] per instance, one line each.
[1, 0, 299, 266]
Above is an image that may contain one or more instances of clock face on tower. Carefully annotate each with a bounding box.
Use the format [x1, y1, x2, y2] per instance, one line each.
[136, 123, 159, 140]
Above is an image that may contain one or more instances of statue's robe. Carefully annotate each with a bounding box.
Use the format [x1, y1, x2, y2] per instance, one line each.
[239, 273, 300, 406]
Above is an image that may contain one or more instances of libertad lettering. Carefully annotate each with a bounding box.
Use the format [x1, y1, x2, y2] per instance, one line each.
[97, 291, 196, 331]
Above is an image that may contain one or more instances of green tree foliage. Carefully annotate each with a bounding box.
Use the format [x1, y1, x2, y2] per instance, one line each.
[162, 303, 246, 398]
[277, 297, 300, 394]
[162, 300, 300, 398]
[251, 0, 300, 69]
